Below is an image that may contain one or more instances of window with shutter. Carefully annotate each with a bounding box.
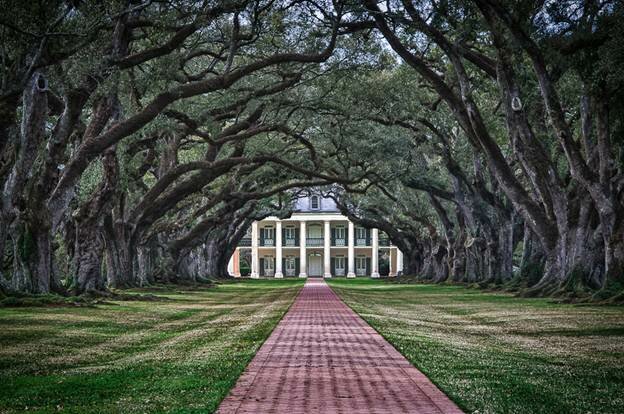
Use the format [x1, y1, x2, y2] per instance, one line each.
[285, 226, 296, 246]
[356, 227, 367, 246]
[334, 226, 346, 246]
[262, 227, 274, 246]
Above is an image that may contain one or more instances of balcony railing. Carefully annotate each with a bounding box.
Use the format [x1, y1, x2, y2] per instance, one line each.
[244, 236, 387, 248]
[306, 237, 324, 247]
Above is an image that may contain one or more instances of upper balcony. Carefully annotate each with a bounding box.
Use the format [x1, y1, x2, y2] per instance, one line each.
[283, 237, 298, 247]
[259, 237, 300, 247]
[242, 235, 392, 248]
[355, 237, 369, 246]
[306, 237, 324, 247]
[242, 222, 392, 249]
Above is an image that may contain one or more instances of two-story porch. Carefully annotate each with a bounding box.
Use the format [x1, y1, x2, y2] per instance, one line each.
[229, 212, 403, 278]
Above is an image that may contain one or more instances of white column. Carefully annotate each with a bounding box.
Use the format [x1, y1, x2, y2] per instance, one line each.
[275, 221, 283, 278]
[371, 228, 380, 278]
[389, 249, 397, 277]
[347, 221, 355, 278]
[323, 220, 332, 278]
[251, 221, 259, 278]
[299, 221, 307, 277]
[227, 253, 234, 276]
[397, 249, 404, 275]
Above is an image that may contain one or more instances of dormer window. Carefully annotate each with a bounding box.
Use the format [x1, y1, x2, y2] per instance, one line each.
[310, 195, 320, 210]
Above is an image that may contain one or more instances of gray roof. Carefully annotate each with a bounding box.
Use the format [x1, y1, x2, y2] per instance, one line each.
[293, 194, 339, 213]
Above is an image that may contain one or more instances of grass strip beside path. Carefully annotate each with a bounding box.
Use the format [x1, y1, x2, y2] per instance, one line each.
[0, 279, 304, 414]
[327, 278, 624, 414]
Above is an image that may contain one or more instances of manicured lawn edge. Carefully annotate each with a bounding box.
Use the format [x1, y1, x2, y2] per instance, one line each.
[0, 279, 306, 414]
[326, 279, 470, 412]
[211, 278, 305, 410]
[327, 278, 624, 414]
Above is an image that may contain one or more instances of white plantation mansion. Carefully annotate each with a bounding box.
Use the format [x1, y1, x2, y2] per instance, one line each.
[228, 194, 403, 278]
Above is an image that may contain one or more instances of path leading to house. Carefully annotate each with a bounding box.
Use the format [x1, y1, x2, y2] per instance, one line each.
[217, 279, 463, 414]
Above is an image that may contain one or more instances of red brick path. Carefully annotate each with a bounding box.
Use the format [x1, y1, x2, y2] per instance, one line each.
[216, 279, 463, 413]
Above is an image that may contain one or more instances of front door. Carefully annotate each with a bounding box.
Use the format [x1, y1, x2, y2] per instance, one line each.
[308, 255, 322, 277]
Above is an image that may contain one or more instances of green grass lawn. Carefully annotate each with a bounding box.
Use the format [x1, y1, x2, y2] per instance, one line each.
[0, 279, 303, 414]
[327, 278, 624, 414]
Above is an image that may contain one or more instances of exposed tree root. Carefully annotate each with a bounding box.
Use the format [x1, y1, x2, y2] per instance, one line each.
[129, 280, 216, 293]
[390, 273, 624, 305]
[0, 294, 96, 308]
[0, 288, 171, 307]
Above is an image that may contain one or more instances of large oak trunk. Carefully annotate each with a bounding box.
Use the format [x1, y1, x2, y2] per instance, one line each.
[9, 223, 58, 294]
[72, 230, 106, 295]
[103, 217, 135, 289]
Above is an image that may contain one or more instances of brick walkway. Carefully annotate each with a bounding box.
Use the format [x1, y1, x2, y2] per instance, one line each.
[217, 279, 463, 414]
